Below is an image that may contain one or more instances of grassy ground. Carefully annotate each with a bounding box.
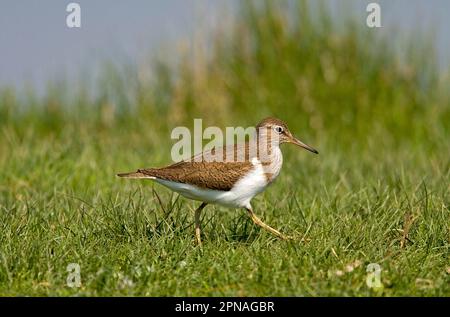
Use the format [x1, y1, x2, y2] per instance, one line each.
[0, 1, 449, 296]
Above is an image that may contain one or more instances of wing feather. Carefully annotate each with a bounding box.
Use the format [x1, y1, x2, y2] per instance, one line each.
[139, 142, 256, 191]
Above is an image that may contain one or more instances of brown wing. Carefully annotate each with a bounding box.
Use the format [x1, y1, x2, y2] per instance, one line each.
[139, 143, 255, 191]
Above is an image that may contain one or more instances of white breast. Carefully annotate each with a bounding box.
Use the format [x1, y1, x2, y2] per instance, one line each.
[154, 145, 284, 209]
[154, 158, 269, 209]
[220, 157, 269, 208]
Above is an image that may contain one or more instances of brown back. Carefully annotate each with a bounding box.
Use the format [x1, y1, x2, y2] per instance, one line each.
[139, 143, 255, 191]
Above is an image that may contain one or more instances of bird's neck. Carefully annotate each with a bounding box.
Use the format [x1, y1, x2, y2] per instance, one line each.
[249, 134, 283, 183]
[258, 142, 283, 184]
[254, 132, 281, 162]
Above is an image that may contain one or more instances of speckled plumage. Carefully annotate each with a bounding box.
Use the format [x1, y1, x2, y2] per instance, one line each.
[118, 117, 318, 243]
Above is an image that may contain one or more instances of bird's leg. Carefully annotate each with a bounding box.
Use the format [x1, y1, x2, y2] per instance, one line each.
[194, 202, 208, 246]
[246, 207, 288, 240]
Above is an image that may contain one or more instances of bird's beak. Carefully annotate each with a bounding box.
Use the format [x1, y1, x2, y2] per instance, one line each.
[289, 136, 319, 154]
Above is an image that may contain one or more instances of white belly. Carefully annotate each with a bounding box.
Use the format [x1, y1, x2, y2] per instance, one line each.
[155, 161, 268, 209]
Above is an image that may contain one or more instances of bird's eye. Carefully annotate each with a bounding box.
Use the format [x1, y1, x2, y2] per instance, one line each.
[274, 126, 283, 134]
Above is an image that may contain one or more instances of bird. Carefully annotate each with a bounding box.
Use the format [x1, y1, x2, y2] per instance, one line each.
[117, 117, 318, 245]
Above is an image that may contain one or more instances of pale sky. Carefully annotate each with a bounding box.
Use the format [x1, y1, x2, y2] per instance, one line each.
[0, 0, 449, 95]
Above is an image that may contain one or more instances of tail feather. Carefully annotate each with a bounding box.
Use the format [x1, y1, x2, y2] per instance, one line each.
[117, 171, 156, 179]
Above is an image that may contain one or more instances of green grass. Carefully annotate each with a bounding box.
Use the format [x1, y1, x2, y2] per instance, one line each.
[0, 1, 449, 296]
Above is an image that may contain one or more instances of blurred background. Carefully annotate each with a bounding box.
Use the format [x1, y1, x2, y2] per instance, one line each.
[1, 0, 449, 189]
[0, 0, 449, 184]
[1, 0, 450, 95]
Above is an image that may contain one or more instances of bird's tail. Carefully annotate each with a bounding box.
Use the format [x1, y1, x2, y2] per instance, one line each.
[116, 170, 156, 179]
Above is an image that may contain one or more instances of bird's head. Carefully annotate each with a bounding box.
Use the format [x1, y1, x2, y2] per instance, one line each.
[256, 117, 318, 154]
